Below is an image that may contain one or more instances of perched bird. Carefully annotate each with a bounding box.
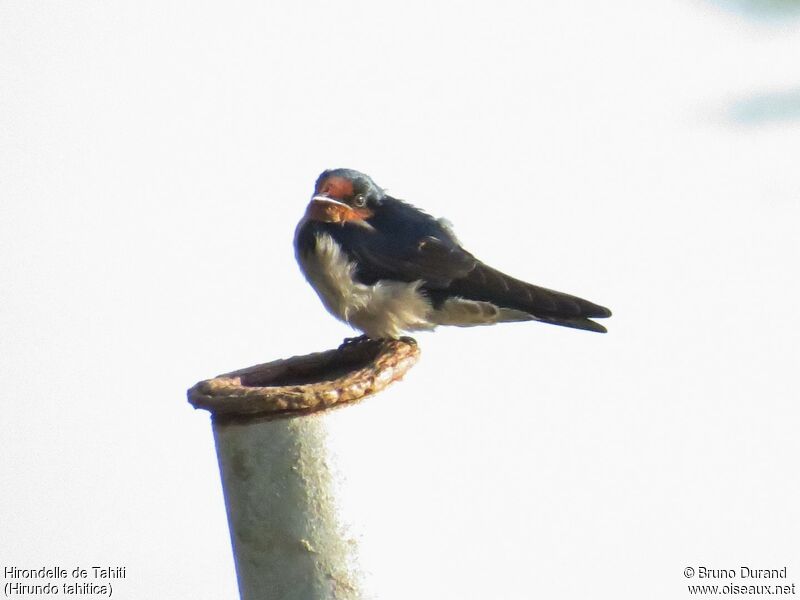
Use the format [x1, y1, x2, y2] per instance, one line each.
[295, 168, 611, 340]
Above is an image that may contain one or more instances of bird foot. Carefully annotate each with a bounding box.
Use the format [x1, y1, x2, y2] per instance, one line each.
[338, 334, 371, 349]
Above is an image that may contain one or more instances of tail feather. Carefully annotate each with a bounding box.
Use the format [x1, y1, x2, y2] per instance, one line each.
[533, 314, 608, 333]
[433, 261, 612, 333]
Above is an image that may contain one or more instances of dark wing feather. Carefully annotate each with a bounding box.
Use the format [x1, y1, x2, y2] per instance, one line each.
[352, 234, 476, 287]
[433, 261, 612, 333]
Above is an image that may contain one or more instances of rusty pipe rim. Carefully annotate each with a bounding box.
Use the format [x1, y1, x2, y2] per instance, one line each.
[187, 338, 419, 422]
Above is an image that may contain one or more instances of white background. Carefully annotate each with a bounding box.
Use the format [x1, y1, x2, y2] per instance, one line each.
[2, 1, 799, 598]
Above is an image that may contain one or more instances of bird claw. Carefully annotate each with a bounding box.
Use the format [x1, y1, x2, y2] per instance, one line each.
[338, 334, 371, 349]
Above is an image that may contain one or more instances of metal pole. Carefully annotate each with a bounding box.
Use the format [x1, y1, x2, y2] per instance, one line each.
[188, 339, 419, 600]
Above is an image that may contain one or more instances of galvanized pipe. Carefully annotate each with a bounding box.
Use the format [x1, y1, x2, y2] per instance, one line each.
[188, 339, 419, 600]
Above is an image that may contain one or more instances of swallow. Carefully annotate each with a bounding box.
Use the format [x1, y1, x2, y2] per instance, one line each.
[294, 168, 611, 340]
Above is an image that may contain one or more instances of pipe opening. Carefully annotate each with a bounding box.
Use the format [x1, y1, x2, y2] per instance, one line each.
[239, 341, 382, 387]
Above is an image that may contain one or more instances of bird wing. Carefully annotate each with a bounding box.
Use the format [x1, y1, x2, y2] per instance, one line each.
[352, 233, 477, 288]
[324, 196, 478, 288]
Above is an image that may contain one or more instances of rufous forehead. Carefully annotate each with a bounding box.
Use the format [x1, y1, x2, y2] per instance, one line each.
[315, 176, 354, 200]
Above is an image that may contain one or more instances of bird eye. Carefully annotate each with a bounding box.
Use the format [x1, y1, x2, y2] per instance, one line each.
[353, 194, 367, 207]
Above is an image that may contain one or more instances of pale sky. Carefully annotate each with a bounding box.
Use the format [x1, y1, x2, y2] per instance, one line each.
[2, 2, 799, 599]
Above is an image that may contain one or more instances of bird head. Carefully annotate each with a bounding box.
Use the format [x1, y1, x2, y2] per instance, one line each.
[305, 168, 382, 225]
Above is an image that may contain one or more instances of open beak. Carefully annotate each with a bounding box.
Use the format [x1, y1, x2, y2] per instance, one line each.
[306, 195, 373, 224]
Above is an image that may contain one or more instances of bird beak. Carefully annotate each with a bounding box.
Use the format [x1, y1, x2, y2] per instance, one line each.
[306, 195, 373, 224]
[311, 195, 350, 210]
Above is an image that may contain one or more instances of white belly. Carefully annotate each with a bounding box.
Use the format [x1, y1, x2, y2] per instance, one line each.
[296, 232, 435, 339]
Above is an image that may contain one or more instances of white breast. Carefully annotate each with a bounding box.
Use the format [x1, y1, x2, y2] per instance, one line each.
[296, 232, 435, 339]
